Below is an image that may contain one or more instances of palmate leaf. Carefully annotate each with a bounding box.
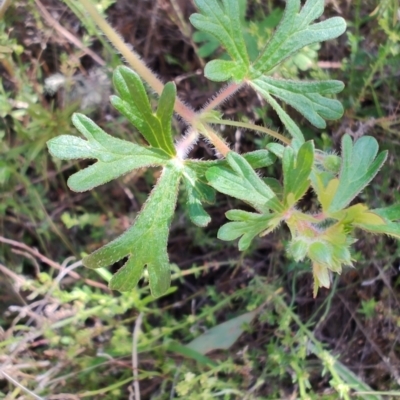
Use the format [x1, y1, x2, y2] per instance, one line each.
[182, 149, 276, 226]
[83, 162, 183, 297]
[185, 149, 277, 176]
[189, 0, 250, 82]
[283, 141, 314, 207]
[47, 113, 170, 191]
[182, 165, 216, 227]
[328, 135, 388, 213]
[251, 0, 346, 75]
[251, 77, 344, 129]
[206, 152, 283, 213]
[111, 66, 177, 156]
[218, 209, 275, 251]
[249, 82, 305, 142]
[354, 204, 400, 240]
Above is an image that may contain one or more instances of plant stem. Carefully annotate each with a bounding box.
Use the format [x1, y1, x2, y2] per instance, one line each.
[175, 129, 199, 159]
[76, 0, 232, 157]
[77, 0, 196, 124]
[202, 82, 243, 113]
[203, 118, 291, 145]
[200, 126, 231, 157]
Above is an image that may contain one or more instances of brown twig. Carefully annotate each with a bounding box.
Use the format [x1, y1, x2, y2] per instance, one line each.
[0, 236, 109, 291]
[34, 0, 106, 67]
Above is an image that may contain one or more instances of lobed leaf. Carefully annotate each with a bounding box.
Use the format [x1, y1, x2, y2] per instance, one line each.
[355, 204, 400, 239]
[206, 152, 283, 213]
[218, 209, 274, 250]
[83, 162, 183, 297]
[249, 80, 304, 142]
[47, 113, 170, 192]
[282, 141, 314, 207]
[189, 0, 249, 82]
[355, 222, 400, 240]
[182, 166, 215, 227]
[251, 0, 346, 75]
[328, 135, 388, 213]
[111, 66, 177, 156]
[372, 204, 400, 221]
[185, 149, 277, 176]
[251, 77, 344, 129]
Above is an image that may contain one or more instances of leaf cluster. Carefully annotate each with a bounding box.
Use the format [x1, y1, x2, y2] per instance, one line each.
[47, 0, 399, 297]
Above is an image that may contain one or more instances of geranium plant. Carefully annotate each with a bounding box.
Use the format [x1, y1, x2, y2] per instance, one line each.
[47, 0, 400, 297]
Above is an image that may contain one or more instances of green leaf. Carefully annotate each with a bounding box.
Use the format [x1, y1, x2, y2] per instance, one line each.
[185, 149, 276, 176]
[372, 204, 400, 221]
[190, 0, 249, 82]
[328, 135, 388, 213]
[47, 113, 170, 192]
[240, 149, 277, 168]
[283, 141, 314, 206]
[218, 210, 274, 250]
[192, 31, 221, 58]
[266, 142, 285, 158]
[206, 152, 283, 213]
[249, 80, 304, 142]
[111, 66, 177, 156]
[167, 341, 217, 367]
[182, 165, 215, 227]
[252, 0, 346, 75]
[251, 77, 344, 129]
[83, 162, 182, 297]
[186, 310, 257, 354]
[354, 204, 400, 239]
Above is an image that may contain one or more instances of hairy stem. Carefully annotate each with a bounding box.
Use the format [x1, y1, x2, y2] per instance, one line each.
[200, 126, 231, 157]
[175, 129, 199, 159]
[76, 0, 232, 157]
[203, 118, 291, 145]
[77, 0, 196, 124]
[202, 82, 243, 113]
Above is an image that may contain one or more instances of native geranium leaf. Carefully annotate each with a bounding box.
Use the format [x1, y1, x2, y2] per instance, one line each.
[83, 162, 182, 297]
[283, 141, 314, 207]
[251, 0, 346, 75]
[189, 0, 250, 82]
[372, 204, 400, 221]
[206, 152, 283, 213]
[47, 113, 170, 192]
[249, 80, 304, 142]
[182, 165, 215, 227]
[328, 135, 388, 213]
[218, 209, 275, 250]
[111, 66, 176, 156]
[251, 77, 344, 129]
[185, 149, 276, 176]
[356, 222, 400, 240]
[354, 204, 400, 239]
